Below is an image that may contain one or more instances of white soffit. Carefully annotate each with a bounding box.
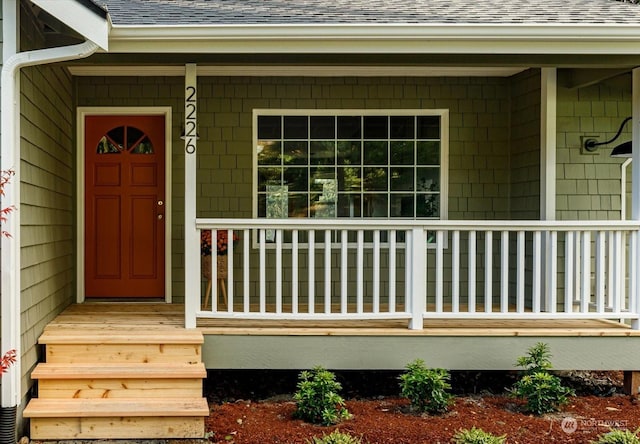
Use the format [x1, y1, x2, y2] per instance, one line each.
[32, 0, 109, 50]
[67, 65, 526, 77]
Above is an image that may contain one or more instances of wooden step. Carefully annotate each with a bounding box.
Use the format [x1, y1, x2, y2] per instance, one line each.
[32, 362, 207, 379]
[25, 399, 209, 440]
[24, 398, 209, 417]
[44, 343, 202, 364]
[32, 363, 206, 399]
[40, 328, 204, 364]
[39, 328, 204, 344]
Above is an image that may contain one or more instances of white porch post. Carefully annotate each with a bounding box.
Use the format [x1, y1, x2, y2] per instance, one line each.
[409, 228, 426, 330]
[184, 64, 199, 328]
[541, 67, 557, 311]
[631, 68, 640, 329]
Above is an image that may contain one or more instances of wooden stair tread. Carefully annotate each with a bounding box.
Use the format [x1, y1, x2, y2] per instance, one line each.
[31, 362, 206, 379]
[39, 328, 204, 345]
[24, 398, 209, 418]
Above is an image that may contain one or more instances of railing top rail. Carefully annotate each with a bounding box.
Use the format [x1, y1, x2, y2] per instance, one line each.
[196, 218, 640, 232]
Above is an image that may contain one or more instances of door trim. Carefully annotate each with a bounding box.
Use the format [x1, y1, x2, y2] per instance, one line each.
[77, 107, 173, 303]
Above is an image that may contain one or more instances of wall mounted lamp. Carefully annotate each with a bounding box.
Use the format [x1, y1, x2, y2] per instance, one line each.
[583, 116, 632, 157]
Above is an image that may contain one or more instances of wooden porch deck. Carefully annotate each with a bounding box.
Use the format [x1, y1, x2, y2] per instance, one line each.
[51, 302, 640, 337]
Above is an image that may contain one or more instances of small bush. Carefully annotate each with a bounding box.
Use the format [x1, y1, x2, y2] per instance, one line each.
[511, 343, 574, 415]
[592, 429, 640, 444]
[451, 427, 507, 444]
[516, 342, 553, 375]
[399, 359, 453, 414]
[511, 371, 574, 414]
[307, 430, 364, 444]
[294, 366, 352, 426]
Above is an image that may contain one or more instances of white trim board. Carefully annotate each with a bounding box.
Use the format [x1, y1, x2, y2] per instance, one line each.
[76, 107, 173, 303]
[67, 65, 526, 77]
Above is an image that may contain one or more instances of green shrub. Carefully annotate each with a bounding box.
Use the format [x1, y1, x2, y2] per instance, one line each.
[592, 429, 640, 444]
[515, 342, 553, 375]
[399, 359, 453, 414]
[307, 430, 364, 444]
[451, 427, 506, 444]
[293, 366, 352, 426]
[511, 371, 574, 414]
[511, 343, 574, 415]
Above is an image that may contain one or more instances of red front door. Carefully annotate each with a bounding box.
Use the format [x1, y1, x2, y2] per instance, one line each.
[84, 115, 166, 298]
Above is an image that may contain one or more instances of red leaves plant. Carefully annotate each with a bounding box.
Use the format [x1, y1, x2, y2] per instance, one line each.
[0, 169, 15, 238]
[0, 349, 16, 375]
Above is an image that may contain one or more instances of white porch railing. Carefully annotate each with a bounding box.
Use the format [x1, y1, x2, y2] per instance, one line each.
[186, 219, 640, 330]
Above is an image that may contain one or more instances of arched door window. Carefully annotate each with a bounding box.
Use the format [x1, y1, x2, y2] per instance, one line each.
[96, 125, 155, 154]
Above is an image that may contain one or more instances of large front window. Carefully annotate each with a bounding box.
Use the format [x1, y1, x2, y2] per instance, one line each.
[254, 110, 448, 220]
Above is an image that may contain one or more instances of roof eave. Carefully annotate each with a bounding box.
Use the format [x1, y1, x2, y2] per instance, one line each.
[32, 0, 110, 50]
[107, 23, 640, 55]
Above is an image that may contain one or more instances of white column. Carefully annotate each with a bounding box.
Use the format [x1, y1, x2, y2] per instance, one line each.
[541, 68, 557, 312]
[631, 68, 640, 329]
[184, 64, 198, 328]
[409, 228, 426, 330]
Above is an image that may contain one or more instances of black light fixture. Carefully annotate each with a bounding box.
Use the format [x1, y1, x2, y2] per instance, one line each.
[610, 140, 632, 158]
[583, 116, 632, 157]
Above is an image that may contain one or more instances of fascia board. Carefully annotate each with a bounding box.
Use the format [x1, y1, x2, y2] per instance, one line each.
[67, 65, 526, 77]
[108, 23, 640, 55]
[31, 0, 110, 50]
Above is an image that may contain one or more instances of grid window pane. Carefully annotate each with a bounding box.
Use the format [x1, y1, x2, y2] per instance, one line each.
[256, 111, 443, 220]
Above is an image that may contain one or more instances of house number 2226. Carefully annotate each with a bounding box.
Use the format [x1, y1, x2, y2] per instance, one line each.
[185, 85, 197, 154]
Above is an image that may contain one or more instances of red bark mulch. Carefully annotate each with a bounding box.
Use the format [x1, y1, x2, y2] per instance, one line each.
[205, 371, 640, 444]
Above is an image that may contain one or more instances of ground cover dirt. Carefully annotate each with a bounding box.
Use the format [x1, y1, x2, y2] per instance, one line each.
[205, 370, 640, 444]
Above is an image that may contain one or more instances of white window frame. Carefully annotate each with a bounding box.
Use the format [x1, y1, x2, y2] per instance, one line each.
[252, 109, 449, 223]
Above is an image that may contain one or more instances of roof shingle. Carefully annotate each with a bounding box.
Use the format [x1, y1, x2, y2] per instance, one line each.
[94, 0, 640, 26]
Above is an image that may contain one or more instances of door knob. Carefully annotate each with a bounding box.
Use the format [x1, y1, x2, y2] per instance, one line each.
[157, 214, 163, 220]
[158, 200, 164, 206]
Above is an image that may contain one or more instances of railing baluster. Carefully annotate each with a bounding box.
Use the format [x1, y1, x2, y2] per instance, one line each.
[517, 231, 525, 313]
[389, 230, 396, 313]
[468, 231, 476, 313]
[574, 231, 582, 304]
[532, 231, 541, 313]
[484, 231, 492, 313]
[308, 230, 315, 314]
[630, 231, 638, 320]
[259, 229, 266, 313]
[596, 231, 605, 314]
[436, 230, 444, 313]
[581, 231, 591, 313]
[500, 230, 509, 313]
[341, 230, 348, 314]
[621, 232, 627, 311]
[227, 229, 234, 313]
[276, 229, 282, 314]
[243, 229, 250, 313]
[292, 230, 299, 314]
[373, 230, 380, 314]
[564, 231, 574, 313]
[613, 230, 622, 314]
[324, 229, 331, 314]
[357, 229, 364, 314]
[452, 230, 460, 313]
[212, 229, 218, 312]
[608, 231, 614, 309]
[548, 231, 558, 313]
